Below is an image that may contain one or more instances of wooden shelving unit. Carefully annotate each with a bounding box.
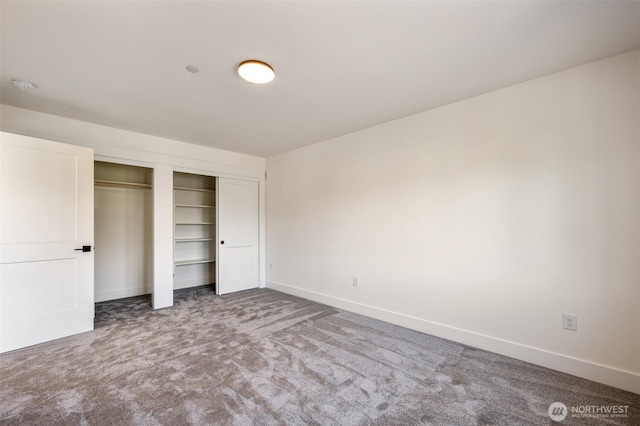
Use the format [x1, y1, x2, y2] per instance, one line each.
[173, 172, 216, 290]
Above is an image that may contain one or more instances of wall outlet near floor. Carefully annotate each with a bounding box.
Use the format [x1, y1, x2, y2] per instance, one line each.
[352, 276, 359, 287]
[563, 313, 577, 331]
[269, 263, 273, 270]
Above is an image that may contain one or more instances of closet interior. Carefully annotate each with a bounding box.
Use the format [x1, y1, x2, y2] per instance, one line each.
[94, 161, 153, 302]
[173, 172, 216, 291]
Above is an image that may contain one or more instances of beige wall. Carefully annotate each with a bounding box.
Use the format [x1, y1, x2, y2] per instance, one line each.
[266, 50, 640, 393]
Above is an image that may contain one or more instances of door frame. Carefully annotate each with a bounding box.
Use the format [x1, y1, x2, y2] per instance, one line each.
[170, 167, 265, 300]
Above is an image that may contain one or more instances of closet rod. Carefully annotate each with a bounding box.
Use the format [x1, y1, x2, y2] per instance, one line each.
[95, 180, 152, 189]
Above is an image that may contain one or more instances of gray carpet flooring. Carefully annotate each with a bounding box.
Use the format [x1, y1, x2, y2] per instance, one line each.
[0, 287, 638, 425]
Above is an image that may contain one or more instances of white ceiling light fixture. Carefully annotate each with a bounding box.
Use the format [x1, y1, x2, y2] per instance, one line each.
[237, 60, 275, 84]
[12, 78, 37, 90]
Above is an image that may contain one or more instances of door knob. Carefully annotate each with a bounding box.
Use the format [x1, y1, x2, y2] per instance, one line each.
[75, 245, 92, 252]
[220, 241, 224, 245]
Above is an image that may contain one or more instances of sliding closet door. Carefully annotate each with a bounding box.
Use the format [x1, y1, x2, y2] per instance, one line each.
[0, 132, 94, 353]
[217, 178, 259, 295]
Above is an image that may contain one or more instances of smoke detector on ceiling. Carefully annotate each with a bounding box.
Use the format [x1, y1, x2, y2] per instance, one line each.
[12, 78, 37, 90]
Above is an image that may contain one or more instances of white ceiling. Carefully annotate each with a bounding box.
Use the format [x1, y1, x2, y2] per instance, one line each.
[1, 1, 639, 157]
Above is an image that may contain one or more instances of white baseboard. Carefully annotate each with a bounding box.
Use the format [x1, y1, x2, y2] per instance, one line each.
[173, 277, 214, 291]
[95, 285, 151, 303]
[267, 280, 640, 395]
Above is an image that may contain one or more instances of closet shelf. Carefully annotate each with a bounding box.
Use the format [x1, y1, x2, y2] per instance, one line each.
[173, 171, 216, 291]
[174, 259, 215, 266]
[174, 186, 215, 193]
[175, 204, 214, 208]
[95, 179, 151, 189]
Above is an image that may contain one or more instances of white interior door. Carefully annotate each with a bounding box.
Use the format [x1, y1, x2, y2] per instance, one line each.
[217, 178, 259, 295]
[0, 132, 94, 353]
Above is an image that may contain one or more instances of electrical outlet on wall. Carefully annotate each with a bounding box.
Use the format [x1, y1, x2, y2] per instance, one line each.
[352, 276, 359, 287]
[563, 313, 577, 331]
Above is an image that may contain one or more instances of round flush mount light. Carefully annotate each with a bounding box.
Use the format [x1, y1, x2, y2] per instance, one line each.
[237, 60, 274, 84]
[12, 78, 37, 90]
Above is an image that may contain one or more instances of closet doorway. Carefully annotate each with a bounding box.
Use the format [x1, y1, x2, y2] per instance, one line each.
[173, 173, 260, 295]
[173, 172, 216, 291]
[94, 161, 153, 302]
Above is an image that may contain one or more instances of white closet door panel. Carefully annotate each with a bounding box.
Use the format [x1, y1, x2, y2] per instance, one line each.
[0, 144, 77, 245]
[226, 246, 254, 276]
[217, 178, 259, 295]
[1, 259, 78, 321]
[0, 132, 94, 353]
